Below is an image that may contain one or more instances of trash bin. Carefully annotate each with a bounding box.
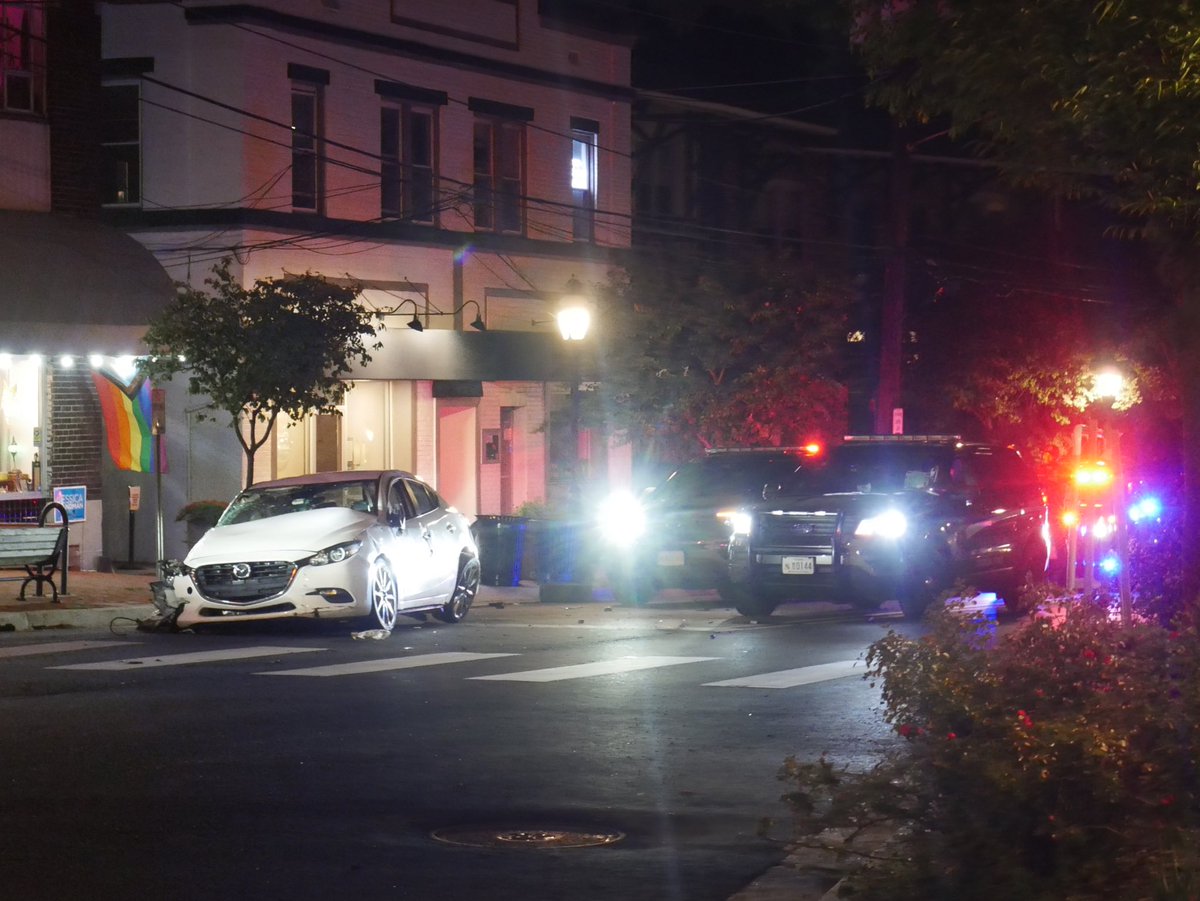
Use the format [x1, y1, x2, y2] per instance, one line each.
[531, 518, 595, 603]
[472, 515, 527, 587]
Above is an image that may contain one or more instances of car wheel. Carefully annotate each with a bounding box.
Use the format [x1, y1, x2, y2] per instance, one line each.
[727, 583, 778, 617]
[368, 561, 400, 631]
[435, 555, 479, 624]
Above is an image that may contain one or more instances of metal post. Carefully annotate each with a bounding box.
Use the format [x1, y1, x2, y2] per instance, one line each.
[569, 357, 581, 509]
[155, 429, 165, 578]
[1111, 428, 1133, 623]
[1082, 417, 1101, 593]
[1065, 424, 1083, 592]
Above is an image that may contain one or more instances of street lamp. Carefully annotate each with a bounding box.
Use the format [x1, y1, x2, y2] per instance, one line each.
[556, 276, 592, 509]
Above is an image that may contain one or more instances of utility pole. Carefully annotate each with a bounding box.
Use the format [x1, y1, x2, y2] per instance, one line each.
[875, 125, 911, 435]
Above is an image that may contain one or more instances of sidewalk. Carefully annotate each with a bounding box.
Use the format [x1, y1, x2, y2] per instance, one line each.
[0, 568, 164, 631]
[0, 569, 853, 901]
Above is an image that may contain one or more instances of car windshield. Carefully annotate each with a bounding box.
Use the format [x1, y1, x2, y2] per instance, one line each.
[652, 454, 805, 505]
[803, 444, 953, 494]
[217, 479, 378, 525]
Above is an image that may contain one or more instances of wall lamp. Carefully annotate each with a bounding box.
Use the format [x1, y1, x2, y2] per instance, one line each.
[377, 299, 487, 332]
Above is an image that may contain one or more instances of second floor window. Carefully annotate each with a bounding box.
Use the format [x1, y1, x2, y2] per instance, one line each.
[291, 83, 323, 212]
[101, 83, 141, 205]
[570, 124, 598, 242]
[381, 104, 435, 223]
[0, 1, 44, 114]
[473, 118, 523, 233]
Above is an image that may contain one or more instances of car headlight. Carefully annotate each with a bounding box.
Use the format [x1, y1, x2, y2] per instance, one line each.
[307, 540, 363, 566]
[726, 511, 754, 537]
[596, 490, 646, 547]
[854, 509, 908, 539]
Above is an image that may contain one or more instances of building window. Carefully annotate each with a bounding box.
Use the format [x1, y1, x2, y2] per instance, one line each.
[101, 84, 141, 205]
[473, 118, 524, 233]
[381, 104, 436, 223]
[570, 124, 598, 242]
[291, 83, 323, 212]
[0, 1, 43, 114]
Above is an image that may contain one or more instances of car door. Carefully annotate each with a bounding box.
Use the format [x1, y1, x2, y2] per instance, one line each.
[403, 478, 459, 599]
[957, 448, 1043, 580]
[383, 478, 439, 605]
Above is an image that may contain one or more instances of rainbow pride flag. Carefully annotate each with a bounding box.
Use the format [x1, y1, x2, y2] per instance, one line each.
[92, 370, 162, 473]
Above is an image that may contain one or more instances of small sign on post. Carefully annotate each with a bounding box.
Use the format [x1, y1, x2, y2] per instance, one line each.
[151, 388, 167, 436]
[891, 407, 904, 435]
[129, 485, 141, 512]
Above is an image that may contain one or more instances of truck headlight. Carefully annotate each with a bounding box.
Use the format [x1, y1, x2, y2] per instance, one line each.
[726, 511, 754, 537]
[854, 510, 908, 539]
[597, 490, 646, 547]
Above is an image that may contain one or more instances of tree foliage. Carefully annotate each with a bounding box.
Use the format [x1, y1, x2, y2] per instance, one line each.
[846, 0, 1200, 600]
[595, 249, 852, 464]
[140, 260, 380, 487]
[783, 598, 1200, 900]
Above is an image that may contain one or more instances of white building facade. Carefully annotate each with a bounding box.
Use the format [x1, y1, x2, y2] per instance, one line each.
[98, 0, 633, 555]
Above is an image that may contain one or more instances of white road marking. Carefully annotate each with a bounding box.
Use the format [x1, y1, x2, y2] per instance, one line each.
[260, 651, 518, 677]
[704, 659, 863, 689]
[52, 646, 323, 670]
[469, 655, 719, 683]
[0, 640, 133, 659]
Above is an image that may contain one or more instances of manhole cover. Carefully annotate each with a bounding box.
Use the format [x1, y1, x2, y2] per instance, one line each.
[431, 826, 625, 849]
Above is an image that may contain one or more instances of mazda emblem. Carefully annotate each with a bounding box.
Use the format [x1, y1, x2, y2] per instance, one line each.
[232, 563, 252, 580]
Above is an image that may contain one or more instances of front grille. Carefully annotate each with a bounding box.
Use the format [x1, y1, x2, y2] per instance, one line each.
[193, 561, 297, 603]
[756, 512, 838, 549]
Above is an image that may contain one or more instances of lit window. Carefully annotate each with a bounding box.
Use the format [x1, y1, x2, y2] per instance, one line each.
[570, 123, 597, 242]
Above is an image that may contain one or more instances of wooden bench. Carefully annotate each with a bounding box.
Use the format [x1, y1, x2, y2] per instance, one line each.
[0, 503, 69, 602]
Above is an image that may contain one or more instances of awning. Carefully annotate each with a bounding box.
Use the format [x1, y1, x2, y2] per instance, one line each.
[0, 211, 174, 354]
[358, 329, 600, 382]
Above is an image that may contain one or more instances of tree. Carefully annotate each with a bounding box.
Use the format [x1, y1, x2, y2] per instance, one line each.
[845, 0, 1200, 602]
[140, 260, 381, 488]
[596, 248, 852, 465]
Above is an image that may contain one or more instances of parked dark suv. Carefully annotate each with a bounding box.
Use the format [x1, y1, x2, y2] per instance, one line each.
[600, 447, 814, 604]
[725, 436, 1050, 618]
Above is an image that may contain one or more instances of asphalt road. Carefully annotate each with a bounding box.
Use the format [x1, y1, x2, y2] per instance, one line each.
[0, 603, 914, 901]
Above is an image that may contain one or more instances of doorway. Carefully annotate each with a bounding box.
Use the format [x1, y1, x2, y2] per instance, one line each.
[437, 402, 477, 519]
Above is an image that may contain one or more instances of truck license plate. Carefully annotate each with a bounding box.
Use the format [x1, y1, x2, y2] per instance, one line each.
[782, 556, 815, 575]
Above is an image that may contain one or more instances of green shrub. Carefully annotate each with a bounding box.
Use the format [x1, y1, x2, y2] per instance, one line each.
[783, 596, 1200, 900]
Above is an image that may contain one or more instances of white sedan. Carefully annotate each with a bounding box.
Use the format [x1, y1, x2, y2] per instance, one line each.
[171, 471, 480, 630]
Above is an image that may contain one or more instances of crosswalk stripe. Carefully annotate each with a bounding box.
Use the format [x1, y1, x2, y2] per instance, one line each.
[703, 659, 863, 689]
[260, 651, 518, 677]
[0, 640, 133, 659]
[52, 646, 324, 671]
[469, 655, 719, 683]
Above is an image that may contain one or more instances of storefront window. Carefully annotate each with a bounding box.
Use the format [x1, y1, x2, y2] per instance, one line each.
[0, 353, 42, 492]
[343, 380, 387, 471]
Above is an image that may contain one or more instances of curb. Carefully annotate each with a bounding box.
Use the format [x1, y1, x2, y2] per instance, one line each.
[0, 604, 157, 632]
